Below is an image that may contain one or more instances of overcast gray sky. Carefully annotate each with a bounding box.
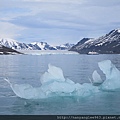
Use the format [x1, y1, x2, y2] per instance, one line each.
[0, 0, 120, 45]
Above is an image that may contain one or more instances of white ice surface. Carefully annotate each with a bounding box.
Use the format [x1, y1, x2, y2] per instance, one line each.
[92, 70, 103, 84]
[98, 60, 120, 91]
[40, 64, 65, 85]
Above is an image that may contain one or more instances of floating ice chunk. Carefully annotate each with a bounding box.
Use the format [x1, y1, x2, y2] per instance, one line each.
[66, 78, 75, 84]
[92, 70, 103, 84]
[75, 83, 99, 97]
[40, 64, 65, 85]
[4, 78, 11, 85]
[98, 60, 120, 91]
[4, 64, 100, 99]
[4, 60, 120, 99]
[5, 78, 46, 99]
[88, 70, 103, 86]
[41, 81, 78, 95]
[40, 75, 82, 96]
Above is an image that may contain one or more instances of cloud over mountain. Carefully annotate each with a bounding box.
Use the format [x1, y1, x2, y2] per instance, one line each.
[0, 0, 120, 44]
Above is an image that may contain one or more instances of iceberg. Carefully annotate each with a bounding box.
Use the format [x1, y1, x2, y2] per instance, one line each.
[4, 78, 46, 99]
[40, 64, 65, 85]
[4, 60, 120, 99]
[91, 70, 103, 85]
[98, 60, 120, 91]
[4, 64, 99, 99]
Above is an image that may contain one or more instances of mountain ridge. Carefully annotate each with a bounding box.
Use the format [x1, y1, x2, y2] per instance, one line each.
[70, 29, 120, 54]
[0, 38, 74, 50]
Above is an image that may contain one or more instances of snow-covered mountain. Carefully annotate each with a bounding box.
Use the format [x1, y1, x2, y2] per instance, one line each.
[0, 38, 74, 50]
[29, 42, 57, 50]
[0, 38, 31, 50]
[70, 29, 120, 54]
[56, 43, 74, 50]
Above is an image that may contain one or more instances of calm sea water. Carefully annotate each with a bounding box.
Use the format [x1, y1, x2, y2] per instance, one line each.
[0, 52, 120, 115]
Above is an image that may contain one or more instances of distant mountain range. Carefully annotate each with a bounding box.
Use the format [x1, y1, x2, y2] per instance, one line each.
[1, 28, 120, 54]
[70, 28, 120, 54]
[0, 38, 74, 50]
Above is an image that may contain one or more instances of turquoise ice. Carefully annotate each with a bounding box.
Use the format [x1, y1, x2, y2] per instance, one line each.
[4, 60, 120, 99]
